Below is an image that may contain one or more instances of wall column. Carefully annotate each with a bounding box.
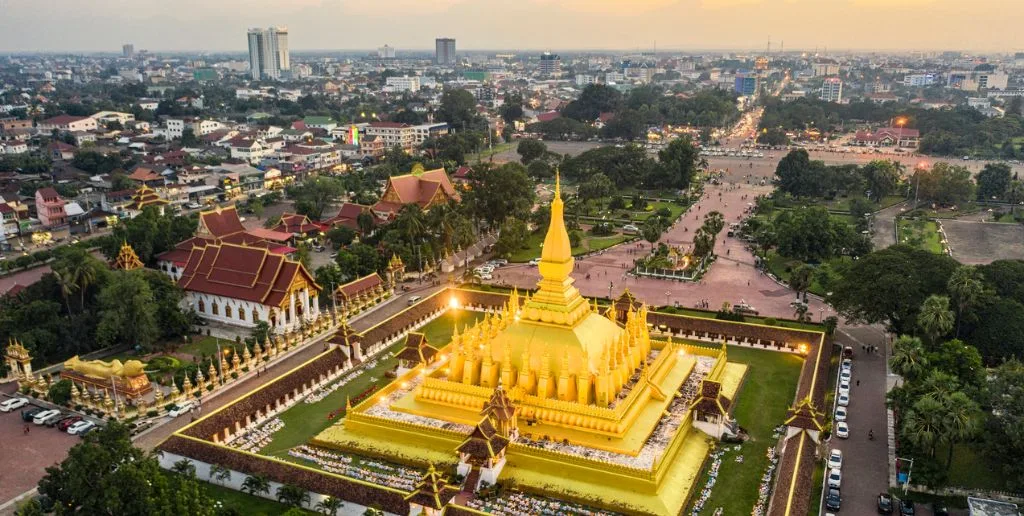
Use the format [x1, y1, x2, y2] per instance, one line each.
[288, 292, 297, 329]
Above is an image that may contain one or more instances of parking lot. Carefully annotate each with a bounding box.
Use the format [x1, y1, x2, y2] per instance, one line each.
[0, 388, 82, 505]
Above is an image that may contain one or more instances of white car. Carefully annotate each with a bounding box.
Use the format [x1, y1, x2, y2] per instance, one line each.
[528, 258, 541, 266]
[841, 358, 852, 370]
[623, 224, 640, 232]
[478, 273, 493, 281]
[67, 420, 95, 435]
[834, 406, 848, 422]
[167, 401, 196, 418]
[835, 421, 849, 439]
[186, 202, 202, 210]
[839, 370, 852, 383]
[838, 393, 850, 407]
[828, 467, 842, 489]
[828, 449, 843, 469]
[32, 409, 60, 425]
[838, 379, 851, 396]
[0, 397, 29, 412]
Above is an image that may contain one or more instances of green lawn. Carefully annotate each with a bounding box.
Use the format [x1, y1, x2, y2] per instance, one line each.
[689, 346, 804, 515]
[774, 194, 904, 213]
[467, 142, 514, 161]
[897, 218, 944, 254]
[177, 336, 246, 359]
[259, 310, 485, 458]
[764, 253, 835, 298]
[162, 471, 311, 515]
[943, 441, 1007, 492]
[507, 232, 629, 262]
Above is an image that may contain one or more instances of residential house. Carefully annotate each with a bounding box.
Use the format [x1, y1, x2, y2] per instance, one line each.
[38, 115, 97, 133]
[35, 187, 68, 227]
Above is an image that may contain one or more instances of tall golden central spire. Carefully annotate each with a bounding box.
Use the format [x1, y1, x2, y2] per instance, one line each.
[523, 171, 590, 326]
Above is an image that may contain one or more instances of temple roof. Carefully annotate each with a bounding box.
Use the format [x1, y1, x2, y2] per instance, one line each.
[113, 241, 144, 270]
[456, 418, 510, 460]
[404, 464, 459, 510]
[689, 379, 732, 416]
[395, 332, 439, 364]
[335, 273, 383, 299]
[198, 206, 246, 238]
[274, 212, 321, 235]
[177, 242, 319, 306]
[481, 383, 516, 423]
[784, 397, 825, 432]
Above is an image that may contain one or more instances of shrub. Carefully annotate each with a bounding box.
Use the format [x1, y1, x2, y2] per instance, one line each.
[763, 317, 778, 327]
[205, 385, 213, 392]
[147, 409, 159, 417]
[241, 366, 250, 373]
[230, 372, 239, 380]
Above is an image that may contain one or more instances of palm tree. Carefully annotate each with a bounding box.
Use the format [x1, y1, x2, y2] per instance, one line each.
[276, 484, 311, 508]
[789, 265, 814, 302]
[171, 458, 196, 477]
[902, 396, 945, 458]
[947, 266, 985, 337]
[917, 295, 954, 346]
[51, 270, 77, 316]
[890, 336, 928, 381]
[241, 474, 271, 497]
[315, 496, 344, 516]
[941, 391, 981, 469]
[703, 210, 725, 236]
[208, 464, 231, 486]
[794, 303, 811, 322]
[363, 505, 385, 516]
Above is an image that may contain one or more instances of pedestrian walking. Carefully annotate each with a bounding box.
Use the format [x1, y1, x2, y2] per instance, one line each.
[24, 425, 29, 435]
[856, 380, 860, 386]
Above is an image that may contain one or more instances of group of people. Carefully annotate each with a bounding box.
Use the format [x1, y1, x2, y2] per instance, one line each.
[752, 446, 780, 516]
[468, 491, 609, 516]
[691, 449, 725, 515]
[230, 417, 284, 453]
[288, 445, 419, 491]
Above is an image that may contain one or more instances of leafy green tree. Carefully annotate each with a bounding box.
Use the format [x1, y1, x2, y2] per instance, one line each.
[314, 264, 345, 299]
[918, 295, 954, 346]
[326, 226, 356, 248]
[516, 139, 547, 164]
[562, 84, 622, 121]
[652, 136, 704, 190]
[97, 271, 159, 350]
[250, 198, 265, 220]
[286, 176, 346, 219]
[356, 211, 376, 235]
[438, 89, 481, 130]
[756, 127, 789, 146]
[947, 265, 985, 337]
[827, 245, 958, 334]
[294, 242, 312, 270]
[601, 109, 646, 141]
[38, 423, 214, 516]
[775, 149, 818, 197]
[527, 160, 552, 179]
[577, 173, 613, 204]
[890, 335, 929, 381]
[913, 162, 975, 206]
[463, 163, 536, 229]
[962, 297, 1024, 364]
[141, 269, 191, 341]
[208, 464, 232, 486]
[276, 484, 311, 508]
[241, 474, 271, 497]
[984, 360, 1024, 490]
[641, 218, 663, 251]
[252, 320, 271, 345]
[862, 160, 901, 202]
[172, 458, 196, 477]
[927, 339, 983, 389]
[976, 162, 1012, 200]
[498, 92, 524, 124]
[53, 245, 107, 312]
[493, 218, 529, 258]
[789, 265, 814, 301]
[48, 379, 73, 405]
[180, 128, 199, 147]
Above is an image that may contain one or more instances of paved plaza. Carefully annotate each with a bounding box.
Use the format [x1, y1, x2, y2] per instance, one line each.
[942, 219, 1024, 264]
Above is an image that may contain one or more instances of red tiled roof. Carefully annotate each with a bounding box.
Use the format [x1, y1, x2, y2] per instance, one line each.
[274, 213, 321, 234]
[36, 187, 61, 200]
[245, 227, 294, 242]
[453, 166, 472, 179]
[128, 167, 162, 182]
[199, 207, 246, 238]
[178, 243, 319, 306]
[41, 115, 89, 125]
[382, 168, 459, 209]
[336, 273, 383, 299]
[536, 111, 560, 122]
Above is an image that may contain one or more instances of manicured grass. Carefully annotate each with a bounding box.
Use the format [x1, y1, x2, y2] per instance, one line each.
[943, 441, 1007, 492]
[764, 253, 834, 298]
[259, 311, 485, 458]
[506, 232, 630, 262]
[467, 142, 514, 161]
[807, 461, 825, 516]
[178, 336, 245, 359]
[897, 218, 944, 254]
[690, 345, 804, 515]
[774, 194, 904, 213]
[658, 305, 824, 332]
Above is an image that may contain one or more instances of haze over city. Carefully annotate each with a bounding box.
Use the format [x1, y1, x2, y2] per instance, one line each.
[1, 0, 1021, 52]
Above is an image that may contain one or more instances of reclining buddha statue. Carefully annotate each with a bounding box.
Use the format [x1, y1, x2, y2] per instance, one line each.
[63, 356, 146, 379]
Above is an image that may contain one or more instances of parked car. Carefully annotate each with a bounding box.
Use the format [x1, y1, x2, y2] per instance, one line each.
[529, 258, 541, 265]
[166, 401, 196, 418]
[488, 259, 508, 266]
[827, 449, 843, 469]
[841, 358, 852, 370]
[623, 224, 640, 232]
[78, 425, 97, 438]
[21, 407, 44, 422]
[839, 379, 851, 396]
[899, 498, 915, 515]
[186, 202, 201, 210]
[838, 393, 850, 407]
[478, 273, 493, 281]
[877, 493, 894, 514]
[407, 295, 422, 306]
[827, 468, 842, 489]
[825, 488, 842, 511]
[33, 409, 62, 425]
[835, 421, 849, 439]
[67, 420, 95, 435]
[57, 416, 83, 431]
[840, 369, 852, 383]
[0, 397, 29, 412]
[835, 406, 848, 422]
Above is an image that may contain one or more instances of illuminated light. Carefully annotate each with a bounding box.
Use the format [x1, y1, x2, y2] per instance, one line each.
[443, 368, 450, 374]
[798, 344, 809, 355]
[449, 297, 460, 309]
[400, 382, 409, 389]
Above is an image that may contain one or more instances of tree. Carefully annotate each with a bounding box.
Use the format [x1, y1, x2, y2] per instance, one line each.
[516, 139, 546, 164]
[209, 464, 232, 486]
[53, 246, 105, 312]
[901, 395, 945, 459]
[562, 84, 622, 121]
[253, 320, 271, 345]
[493, 218, 529, 258]
[828, 245, 958, 334]
[653, 136, 704, 190]
[38, 423, 214, 516]
[976, 162, 1012, 200]
[890, 335, 929, 381]
[962, 297, 1024, 364]
[326, 226, 356, 248]
[775, 149, 817, 197]
[927, 339, 983, 389]
[180, 128, 199, 147]
[242, 474, 271, 497]
[918, 295, 954, 346]
[756, 127, 789, 146]
[294, 242, 312, 270]
[577, 173, 613, 204]
[498, 91, 524, 124]
[48, 379, 73, 405]
[51, 269, 77, 316]
[913, 162, 975, 206]
[172, 458, 196, 477]
[463, 163, 536, 229]
[97, 271, 159, 350]
[438, 89, 480, 130]
[947, 265, 985, 337]
[862, 160, 901, 202]
[527, 160, 552, 180]
[287, 176, 346, 219]
[316, 496, 344, 516]
[276, 484, 311, 508]
[984, 360, 1024, 489]
[250, 198, 265, 220]
[641, 218, 663, 250]
[789, 265, 814, 301]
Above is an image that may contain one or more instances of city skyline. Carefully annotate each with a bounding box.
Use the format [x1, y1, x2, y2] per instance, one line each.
[0, 0, 1022, 53]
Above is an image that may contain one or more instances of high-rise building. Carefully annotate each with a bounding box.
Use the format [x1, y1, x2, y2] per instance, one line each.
[734, 73, 759, 97]
[539, 52, 562, 76]
[122, 44, 134, 58]
[821, 77, 843, 103]
[378, 44, 396, 59]
[247, 26, 290, 80]
[435, 38, 456, 66]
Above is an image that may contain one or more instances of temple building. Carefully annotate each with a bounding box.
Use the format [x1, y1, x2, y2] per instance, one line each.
[315, 173, 741, 514]
[126, 185, 169, 215]
[156, 206, 296, 280]
[176, 242, 322, 333]
[371, 164, 459, 220]
[112, 241, 144, 270]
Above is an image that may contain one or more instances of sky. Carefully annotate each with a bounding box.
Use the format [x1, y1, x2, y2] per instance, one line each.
[0, 0, 1021, 53]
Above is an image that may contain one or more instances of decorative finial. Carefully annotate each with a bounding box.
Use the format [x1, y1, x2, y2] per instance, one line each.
[554, 169, 561, 199]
